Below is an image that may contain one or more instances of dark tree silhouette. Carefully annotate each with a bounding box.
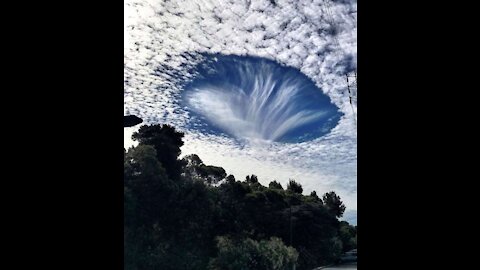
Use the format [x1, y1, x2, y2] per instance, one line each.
[287, 179, 303, 194]
[245, 174, 259, 184]
[269, 180, 283, 190]
[124, 124, 354, 270]
[132, 124, 184, 181]
[225, 174, 236, 184]
[182, 154, 226, 184]
[322, 191, 346, 218]
[338, 221, 357, 252]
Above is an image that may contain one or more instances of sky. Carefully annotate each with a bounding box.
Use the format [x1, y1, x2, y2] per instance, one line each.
[182, 54, 343, 143]
[124, 0, 357, 224]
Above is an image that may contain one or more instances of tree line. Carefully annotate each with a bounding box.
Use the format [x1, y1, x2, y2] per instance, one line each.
[124, 124, 357, 270]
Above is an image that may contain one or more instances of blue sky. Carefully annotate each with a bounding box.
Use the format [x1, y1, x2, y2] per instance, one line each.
[124, 0, 357, 222]
[182, 54, 343, 143]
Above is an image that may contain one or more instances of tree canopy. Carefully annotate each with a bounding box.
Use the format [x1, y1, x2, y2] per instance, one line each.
[286, 179, 303, 194]
[125, 124, 355, 270]
[323, 191, 347, 218]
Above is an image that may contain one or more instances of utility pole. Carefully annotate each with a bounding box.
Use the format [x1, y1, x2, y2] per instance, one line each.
[346, 73, 357, 127]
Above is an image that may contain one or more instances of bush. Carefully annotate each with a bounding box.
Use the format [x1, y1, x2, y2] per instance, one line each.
[209, 236, 298, 270]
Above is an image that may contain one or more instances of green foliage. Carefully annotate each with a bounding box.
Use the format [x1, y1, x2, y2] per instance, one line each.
[338, 221, 357, 252]
[182, 154, 226, 184]
[132, 124, 184, 181]
[246, 174, 259, 184]
[269, 180, 283, 190]
[124, 145, 178, 224]
[323, 191, 346, 218]
[208, 236, 298, 270]
[124, 124, 352, 270]
[124, 145, 215, 270]
[225, 174, 236, 183]
[286, 179, 303, 194]
[281, 202, 340, 269]
[199, 165, 226, 184]
[304, 190, 323, 203]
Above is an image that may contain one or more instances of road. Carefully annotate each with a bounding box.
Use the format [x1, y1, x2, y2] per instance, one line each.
[314, 263, 357, 269]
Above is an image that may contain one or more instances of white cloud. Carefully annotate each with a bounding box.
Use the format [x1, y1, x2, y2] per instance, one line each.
[124, 126, 140, 150]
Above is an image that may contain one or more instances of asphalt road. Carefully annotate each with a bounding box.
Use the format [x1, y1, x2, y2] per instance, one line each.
[315, 263, 357, 269]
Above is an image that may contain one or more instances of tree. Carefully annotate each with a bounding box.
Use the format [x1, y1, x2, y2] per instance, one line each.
[338, 221, 357, 252]
[198, 165, 226, 184]
[125, 144, 218, 270]
[269, 180, 283, 190]
[182, 154, 227, 184]
[304, 190, 322, 203]
[244, 175, 265, 192]
[124, 124, 353, 270]
[246, 174, 259, 184]
[286, 179, 303, 194]
[124, 144, 178, 224]
[225, 174, 236, 184]
[214, 179, 253, 236]
[322, 191, 346, 218]
[183, 154, 203, 168]
[124, 145, 180, 269]
[208, 236, 298, 270]
[277, 202, 340, 269]
[132, 124, 184, 181]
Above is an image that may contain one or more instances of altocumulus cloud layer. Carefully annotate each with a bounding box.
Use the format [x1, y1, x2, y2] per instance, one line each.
[124, 0, 357, 216]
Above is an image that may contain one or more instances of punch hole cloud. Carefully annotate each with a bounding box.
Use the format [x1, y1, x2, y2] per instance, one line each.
[182, 54, 343, 143]
[124, 0, 357, 215]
